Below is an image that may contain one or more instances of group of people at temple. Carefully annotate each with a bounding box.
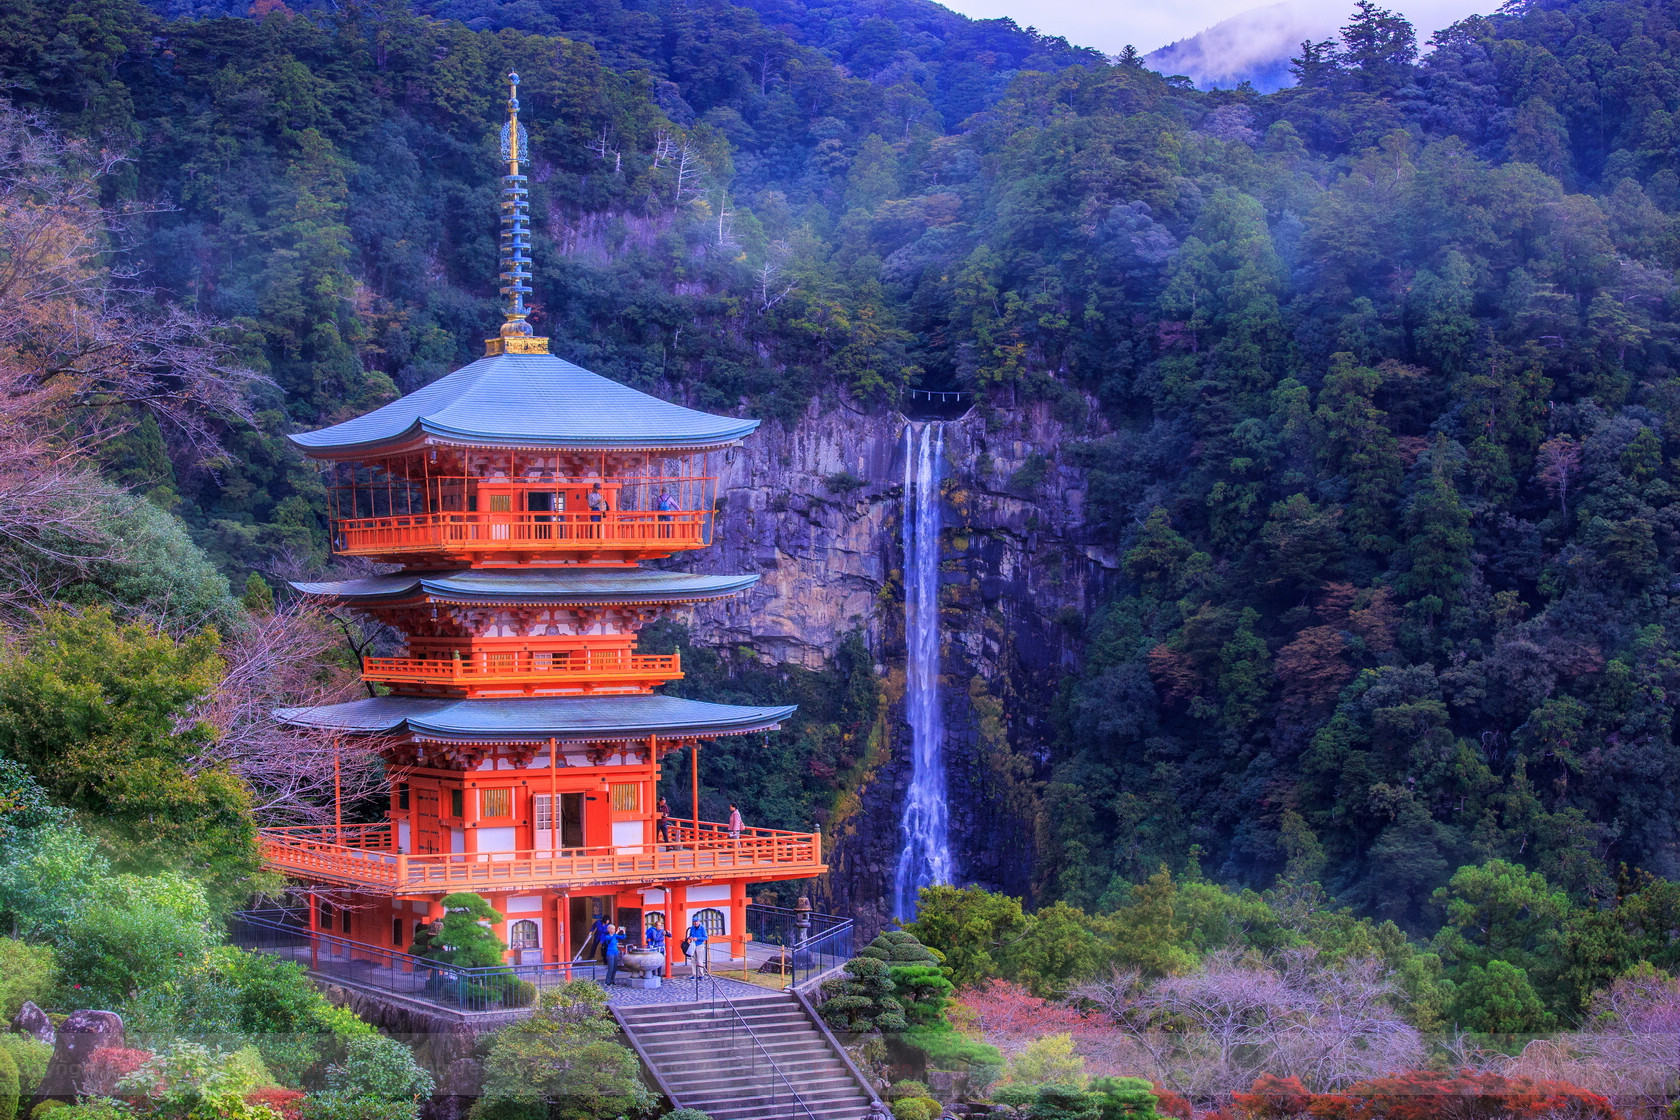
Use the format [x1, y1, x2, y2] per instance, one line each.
[587, 912, 716, 984]
[406, 909, 718, 986]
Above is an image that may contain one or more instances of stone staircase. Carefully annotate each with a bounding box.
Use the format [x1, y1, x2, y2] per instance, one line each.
[613, 989, 877, 1120]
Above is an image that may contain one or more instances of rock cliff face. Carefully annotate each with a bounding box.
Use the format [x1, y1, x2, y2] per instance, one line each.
[673, 397, 1120, 931]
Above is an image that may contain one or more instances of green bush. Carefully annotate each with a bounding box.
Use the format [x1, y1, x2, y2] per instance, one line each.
[901, 1026, 1002, 1094]
[0, 1044, 19, 1120]
[658, 1111, 713, 1120]
[116, 1043, 276, 1120]
[886, 1080, 931, 1102]
[0, 1037, 52, 1097]
[0, 939, 55, 1019]
[58, 873, 215, 1007]
[1089, 1077, 1163, 1120]
[495, 976, 537, 1008]
[38, 1104, 130, 1120]
[890, 1099, 939, 1120]
[322, 1036, 432, 1105]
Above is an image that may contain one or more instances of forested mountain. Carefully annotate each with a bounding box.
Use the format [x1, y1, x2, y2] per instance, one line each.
[4, 0, 1680, 1002]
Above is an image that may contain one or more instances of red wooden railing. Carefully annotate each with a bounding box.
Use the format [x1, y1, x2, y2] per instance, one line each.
[332, 510, 707, 556]
[259, 822, 823, 891]
[362, 650, 680, 690]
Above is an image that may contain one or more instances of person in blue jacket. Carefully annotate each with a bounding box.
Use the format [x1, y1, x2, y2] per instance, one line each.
[686, 915, 710, 976]
[590, 914, 611, 962]
[602, 923, 624, 986]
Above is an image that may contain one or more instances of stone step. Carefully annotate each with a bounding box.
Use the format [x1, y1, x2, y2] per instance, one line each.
[619, 1006, 807, 1027]
[683, 1087, 871, 1111]
[637, 1038, 835, 1060]
[636, 1030, 831, 1055]
[674, 1074, 858, 1098]
[683, 1091, 872, 1120]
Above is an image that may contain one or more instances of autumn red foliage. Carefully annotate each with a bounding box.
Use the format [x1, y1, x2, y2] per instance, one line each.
[84, 1046, 153, 1097]
[1152, 1082, 1194, 1120]
[247, 1088, 307, 1120]
[1232, 1071, 1619, 1120]
[955, 979, 1104, 1047]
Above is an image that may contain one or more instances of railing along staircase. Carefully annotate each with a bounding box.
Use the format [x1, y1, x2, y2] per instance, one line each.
[613, 982, 877, 1120]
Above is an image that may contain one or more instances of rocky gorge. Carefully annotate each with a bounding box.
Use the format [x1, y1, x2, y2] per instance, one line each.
[669, 397, 1124, 931]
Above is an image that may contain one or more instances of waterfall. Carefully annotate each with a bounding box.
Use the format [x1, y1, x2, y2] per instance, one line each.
[894, 421, 953, 921]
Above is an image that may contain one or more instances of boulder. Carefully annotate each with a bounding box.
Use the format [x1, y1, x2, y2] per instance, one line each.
[31, 1009, 125, 1102]
[10, 1001, 54, 1045]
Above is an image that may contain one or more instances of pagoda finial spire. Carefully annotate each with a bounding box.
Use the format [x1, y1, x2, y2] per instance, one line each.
[488, 71, 548, 356]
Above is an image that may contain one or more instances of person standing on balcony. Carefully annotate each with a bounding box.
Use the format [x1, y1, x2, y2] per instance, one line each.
[686, 914, 710, 976]
[587, 482, 606, 537]
[728, 803, 744, 840]
[656, 797, 671, 846]
[656, 488, 676, 538]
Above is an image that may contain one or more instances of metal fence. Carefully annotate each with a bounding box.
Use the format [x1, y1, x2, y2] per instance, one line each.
[743, 903, 854, 991]
[227, 910, 604, 1014]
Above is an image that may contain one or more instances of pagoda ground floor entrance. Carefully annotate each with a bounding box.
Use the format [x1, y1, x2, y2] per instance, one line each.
[228, 899, 855, 1019]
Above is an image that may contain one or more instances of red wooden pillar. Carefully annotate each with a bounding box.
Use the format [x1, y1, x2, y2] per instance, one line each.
[307, 891, 319, 970]
[668, 883, 687, 978]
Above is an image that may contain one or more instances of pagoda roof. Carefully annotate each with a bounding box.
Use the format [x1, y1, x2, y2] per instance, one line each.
[289, 352, 759, 456]
[290, 568, 758, 607]
[273, 694, 795, 744]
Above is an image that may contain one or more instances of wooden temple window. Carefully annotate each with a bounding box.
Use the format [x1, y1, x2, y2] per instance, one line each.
[481, 788, 512, 818]
[449, 789, 464, 818]
[397, 782, 410, 810]
[610, 783, 640, 813]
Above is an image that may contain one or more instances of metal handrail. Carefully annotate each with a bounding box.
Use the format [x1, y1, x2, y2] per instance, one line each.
[227, 910, 604, 1012]
[702, 980, 820, 1120]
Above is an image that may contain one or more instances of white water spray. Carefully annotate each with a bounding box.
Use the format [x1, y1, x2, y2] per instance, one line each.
[894, 422, 953, 921]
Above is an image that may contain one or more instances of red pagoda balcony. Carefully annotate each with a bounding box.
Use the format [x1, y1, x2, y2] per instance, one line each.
[362, 650, 681, 697]
[258, 822, 825, 894]
[332, 510, 708, 562]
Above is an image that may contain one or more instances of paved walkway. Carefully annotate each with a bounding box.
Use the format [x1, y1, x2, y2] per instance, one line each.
[256, 940, 793, 1015]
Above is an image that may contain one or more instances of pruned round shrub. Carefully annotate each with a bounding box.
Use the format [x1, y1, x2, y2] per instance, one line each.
[0, 1038, 48, 1100]
[890, 1098, 939, 1120]
[0, 1045, 19, 1120]
[886, 1080, 931, 1102]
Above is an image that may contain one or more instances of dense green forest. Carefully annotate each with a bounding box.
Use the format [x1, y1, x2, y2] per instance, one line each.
[4, 0, 1680, 1055]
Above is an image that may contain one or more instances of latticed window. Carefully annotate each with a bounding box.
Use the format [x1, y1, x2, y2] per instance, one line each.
[488, 493, 512, 512]
[481, 788, 512, 818]
[611, 783, 640, 812]
[508, 919, 540, 950]
[693, 908, 725, 936]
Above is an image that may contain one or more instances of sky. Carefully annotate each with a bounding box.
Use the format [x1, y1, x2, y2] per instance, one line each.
[937, 0, 1490, 56]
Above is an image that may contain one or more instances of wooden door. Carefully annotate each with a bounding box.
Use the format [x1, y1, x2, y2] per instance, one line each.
[414, 788, 441, 854]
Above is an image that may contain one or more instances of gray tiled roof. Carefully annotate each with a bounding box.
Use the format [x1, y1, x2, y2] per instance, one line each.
[273, 694, 796, 743]
[290, 352, 759, 454]
[291, 568, 758, 606]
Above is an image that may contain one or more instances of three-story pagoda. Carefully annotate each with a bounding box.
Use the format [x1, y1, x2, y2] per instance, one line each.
[259, 75, 820, 969]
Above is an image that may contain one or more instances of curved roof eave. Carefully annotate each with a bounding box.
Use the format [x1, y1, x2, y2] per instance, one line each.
[271, 694, 797, 745]
[288, 570, 760, 606]
[285, 351, 763, 457]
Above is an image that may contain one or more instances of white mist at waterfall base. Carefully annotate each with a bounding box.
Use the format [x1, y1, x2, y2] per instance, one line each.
[894, 422, 954, 922]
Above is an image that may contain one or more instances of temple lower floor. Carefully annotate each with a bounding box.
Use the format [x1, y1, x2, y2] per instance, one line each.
[303, 877, 751, 967]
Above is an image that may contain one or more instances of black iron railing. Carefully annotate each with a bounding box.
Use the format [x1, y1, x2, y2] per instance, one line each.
[228, 910, 603, 1014]
[743, 903, 853, 990]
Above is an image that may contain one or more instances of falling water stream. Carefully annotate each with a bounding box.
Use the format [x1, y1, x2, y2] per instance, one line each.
[893, 421, 954, 921]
